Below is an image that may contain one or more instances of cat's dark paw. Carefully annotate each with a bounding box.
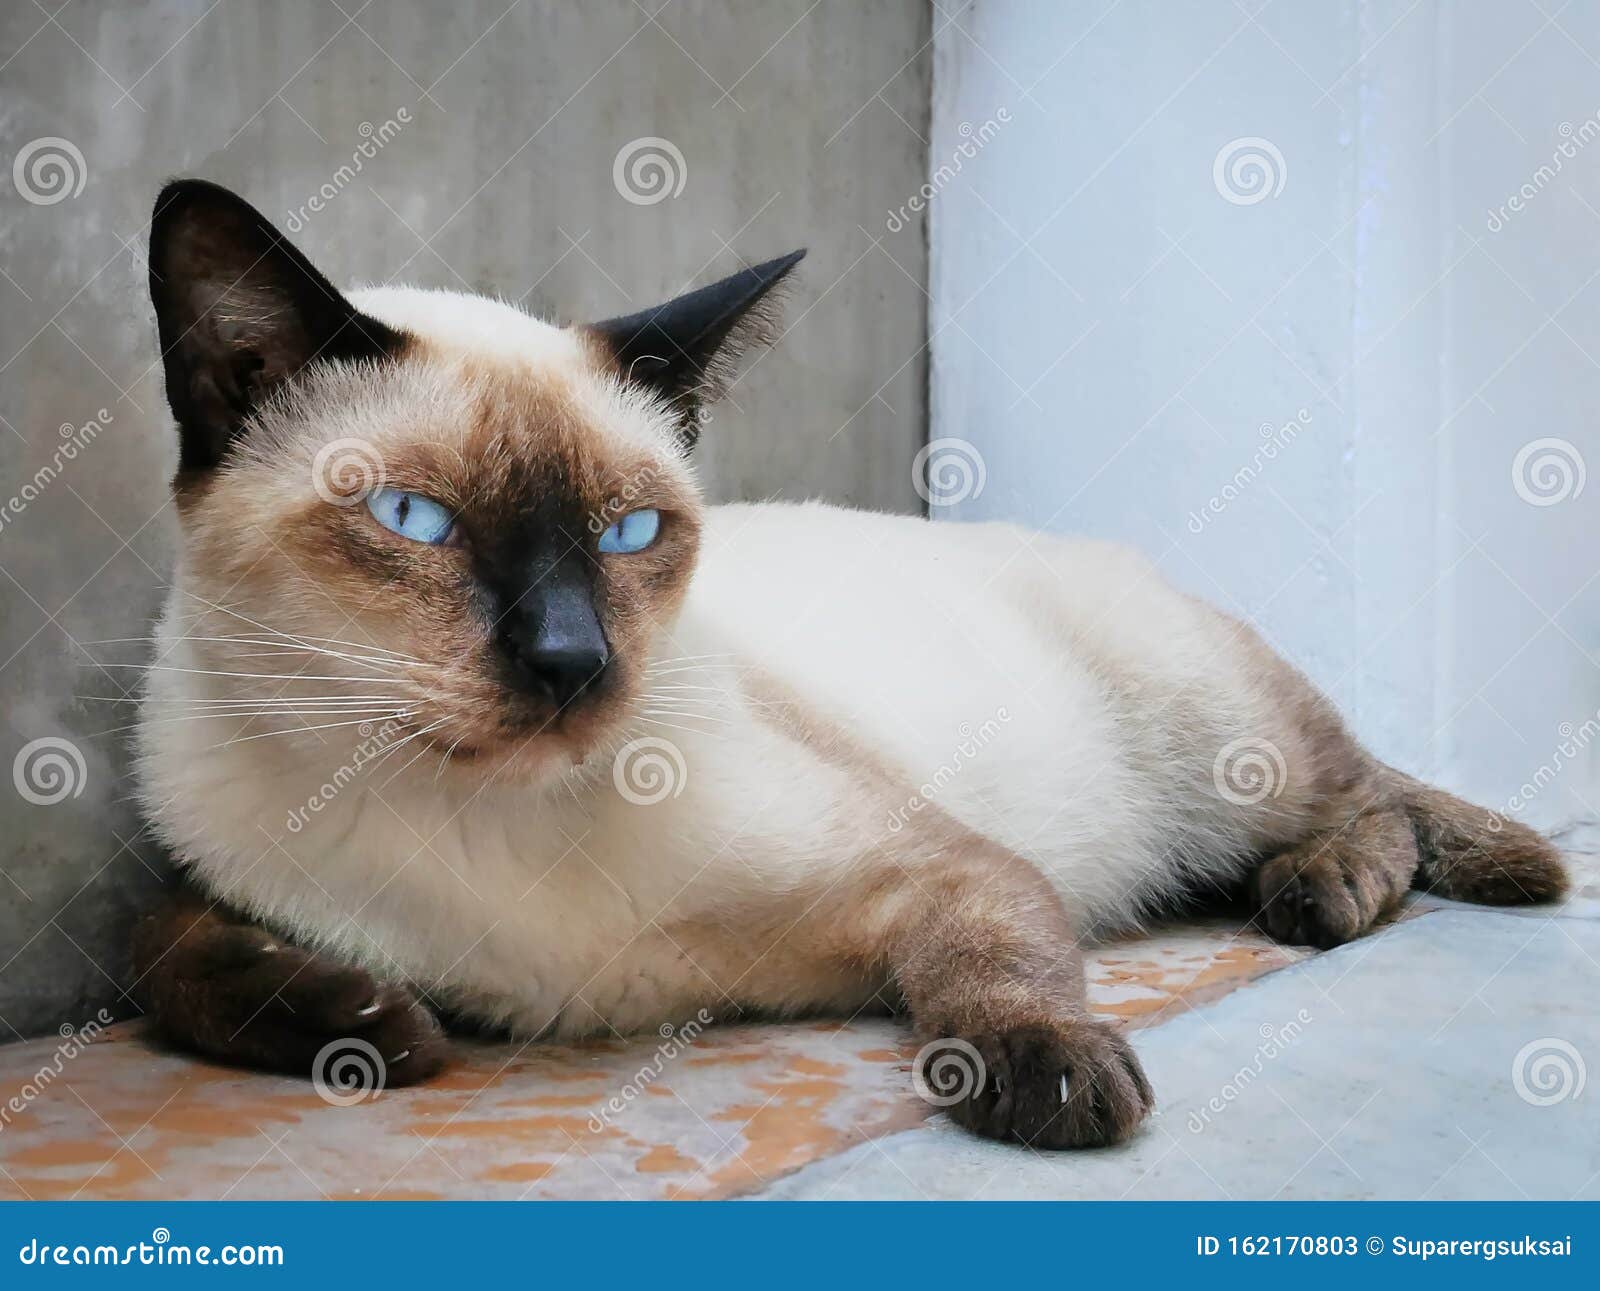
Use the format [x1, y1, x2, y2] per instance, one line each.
[1253, 849, 1392, 949]
[928, 1018, 1152, 1149]
[138, 909, 447, 1088]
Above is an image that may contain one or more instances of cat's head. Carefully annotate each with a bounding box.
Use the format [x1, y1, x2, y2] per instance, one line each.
[147, 179, 801, 778]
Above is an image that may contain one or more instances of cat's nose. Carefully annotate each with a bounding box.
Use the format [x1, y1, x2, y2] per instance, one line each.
[500, 572, 610, 709]
[513, 635, 609, 708]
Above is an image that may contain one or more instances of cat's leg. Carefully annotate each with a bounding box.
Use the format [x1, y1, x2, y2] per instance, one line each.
[1251, 785, 1418, 949]
[130, 884, 448, 1083]
[1251, 769, 1567, 948]
[1230, 603, 1568, 947]
[864, 851, 1152, 1149]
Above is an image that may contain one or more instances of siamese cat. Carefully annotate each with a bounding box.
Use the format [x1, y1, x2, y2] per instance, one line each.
[128, 180, 1566, 1151]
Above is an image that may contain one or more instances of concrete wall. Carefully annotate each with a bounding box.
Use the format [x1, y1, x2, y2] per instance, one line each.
[0, 1, 931, 1038]
[931, 0, 1598, 831]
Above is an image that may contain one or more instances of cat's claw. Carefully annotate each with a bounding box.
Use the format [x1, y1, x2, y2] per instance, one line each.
[938, 1018, 1151, 1149]
[134, 902, 448, 1086]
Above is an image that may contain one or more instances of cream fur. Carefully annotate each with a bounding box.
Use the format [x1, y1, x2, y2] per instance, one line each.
[135, 287, 1317, 1040]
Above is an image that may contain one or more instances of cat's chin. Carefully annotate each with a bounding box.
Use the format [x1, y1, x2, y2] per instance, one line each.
[412, 725, 594, 783]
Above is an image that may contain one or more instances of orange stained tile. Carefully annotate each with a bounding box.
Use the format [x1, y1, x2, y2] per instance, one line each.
[497, 1092, 609, 1109]
[413, 1113, 603, 1141]
[365, 1189, 446, 1201]
[684, 1050, 767, 1067]
[787, 1056, 847, 1078]
[636, 1144, 701, 1174]
[6, 1137, 124, 1169]
[678, 1068, 927, 1199]
[482, 1161, 558, 1184]
[1090, 941, 1299, 1025]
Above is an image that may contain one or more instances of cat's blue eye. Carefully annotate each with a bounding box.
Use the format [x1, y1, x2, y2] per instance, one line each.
[598, 508, 661, 555]
[365, 487, 456, 545]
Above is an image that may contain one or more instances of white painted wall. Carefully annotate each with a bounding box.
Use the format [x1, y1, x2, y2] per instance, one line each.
[929, 0, 1600, 831]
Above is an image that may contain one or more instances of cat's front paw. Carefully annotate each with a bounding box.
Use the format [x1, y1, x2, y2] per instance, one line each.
[139, 912, 447, 1088]
[927, 1018, 1152, 1149]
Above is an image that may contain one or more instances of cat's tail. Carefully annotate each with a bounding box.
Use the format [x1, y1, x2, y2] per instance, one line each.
[1386, 768, 1569, 905]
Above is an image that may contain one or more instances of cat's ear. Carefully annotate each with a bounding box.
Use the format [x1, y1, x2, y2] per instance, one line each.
[148, 179, 405, 475]
[586, 250, 805, 450]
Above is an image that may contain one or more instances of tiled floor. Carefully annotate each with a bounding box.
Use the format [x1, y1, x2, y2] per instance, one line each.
[0, 849, 1593, 1201]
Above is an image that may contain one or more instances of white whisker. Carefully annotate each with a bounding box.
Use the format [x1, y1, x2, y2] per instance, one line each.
[210, 714, 408, 749]
[131, 695, 412, 707]
[630, 716, 725, 739]
[373, 721, 450, 784]
[637, 706, 730, 724]
[171, 591, 423, 663]
[83, 634, 412, 673]
[88, 709, 410, 738]
[93, 663, 412, 684]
